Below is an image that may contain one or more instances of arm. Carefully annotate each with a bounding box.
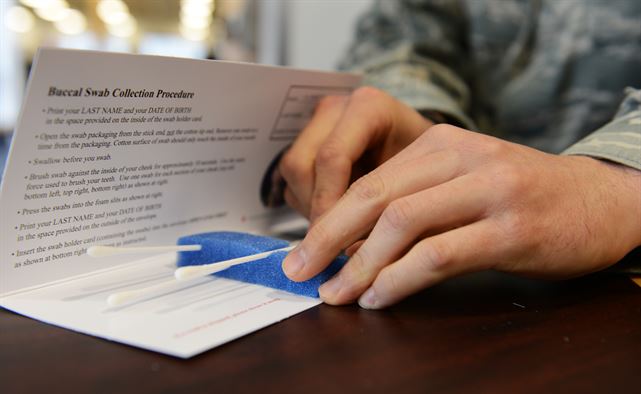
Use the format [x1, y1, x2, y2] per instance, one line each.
[280, 5, 641, 309]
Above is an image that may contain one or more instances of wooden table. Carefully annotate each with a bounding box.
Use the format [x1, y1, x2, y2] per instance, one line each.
[1, 266, 640, 393]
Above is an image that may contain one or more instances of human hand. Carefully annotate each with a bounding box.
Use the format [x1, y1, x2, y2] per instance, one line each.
[282, 124, 641, 309]
[278, 87, 433, 222]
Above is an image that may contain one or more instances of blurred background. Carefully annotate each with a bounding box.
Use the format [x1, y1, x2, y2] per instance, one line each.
[0, 0, 372, 175]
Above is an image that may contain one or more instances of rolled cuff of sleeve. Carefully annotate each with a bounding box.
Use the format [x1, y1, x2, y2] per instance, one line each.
[345, 47, 476, 130]
[363, 69, 476, 130]
[562, 111, 641, 170]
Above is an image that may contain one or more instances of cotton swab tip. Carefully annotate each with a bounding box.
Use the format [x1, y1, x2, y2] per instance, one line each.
[107, 291, 136, 307]
[87, 245, 116, 258]
[106, 278, 183, 307]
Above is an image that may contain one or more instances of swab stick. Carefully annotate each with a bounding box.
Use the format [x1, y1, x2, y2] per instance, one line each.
[174, 245, 296, 281]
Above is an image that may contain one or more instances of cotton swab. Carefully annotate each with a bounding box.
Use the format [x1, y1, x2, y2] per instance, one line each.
[174, 244, 296, 280]
[87, 244, 202, 257]
[104, 244, 295, 306]
[106, 278, 181, 307]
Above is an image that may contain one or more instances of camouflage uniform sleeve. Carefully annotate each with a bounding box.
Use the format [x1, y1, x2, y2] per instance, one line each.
[563, 88, 641, 170]
[338, 0, 475, 129]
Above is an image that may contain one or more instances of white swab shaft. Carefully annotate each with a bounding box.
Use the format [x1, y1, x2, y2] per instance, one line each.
[87, 244, 201, 257]
[174, 245, 296, 281]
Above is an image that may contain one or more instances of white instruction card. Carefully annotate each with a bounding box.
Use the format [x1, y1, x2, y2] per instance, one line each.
[0, 48, 360, 358]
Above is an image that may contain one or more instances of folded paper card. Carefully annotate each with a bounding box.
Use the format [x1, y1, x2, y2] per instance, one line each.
[0, 48, 360, 358]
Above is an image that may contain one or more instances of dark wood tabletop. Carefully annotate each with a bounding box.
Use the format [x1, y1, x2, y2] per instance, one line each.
[1, 264, 640, 394]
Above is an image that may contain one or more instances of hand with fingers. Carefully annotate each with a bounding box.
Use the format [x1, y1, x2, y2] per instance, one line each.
[279, 88, 641, 309]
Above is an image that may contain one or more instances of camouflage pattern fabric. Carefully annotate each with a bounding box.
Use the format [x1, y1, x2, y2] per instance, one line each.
[339, 0, 641, 169]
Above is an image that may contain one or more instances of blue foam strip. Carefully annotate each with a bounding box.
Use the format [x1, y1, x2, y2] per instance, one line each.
[177, 231, 346, 298]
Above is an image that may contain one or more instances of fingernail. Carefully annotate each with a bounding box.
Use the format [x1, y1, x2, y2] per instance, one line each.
[282, 247, 305, 278]
[358, 287, 380, 309]
[319, 275, 342, 300]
